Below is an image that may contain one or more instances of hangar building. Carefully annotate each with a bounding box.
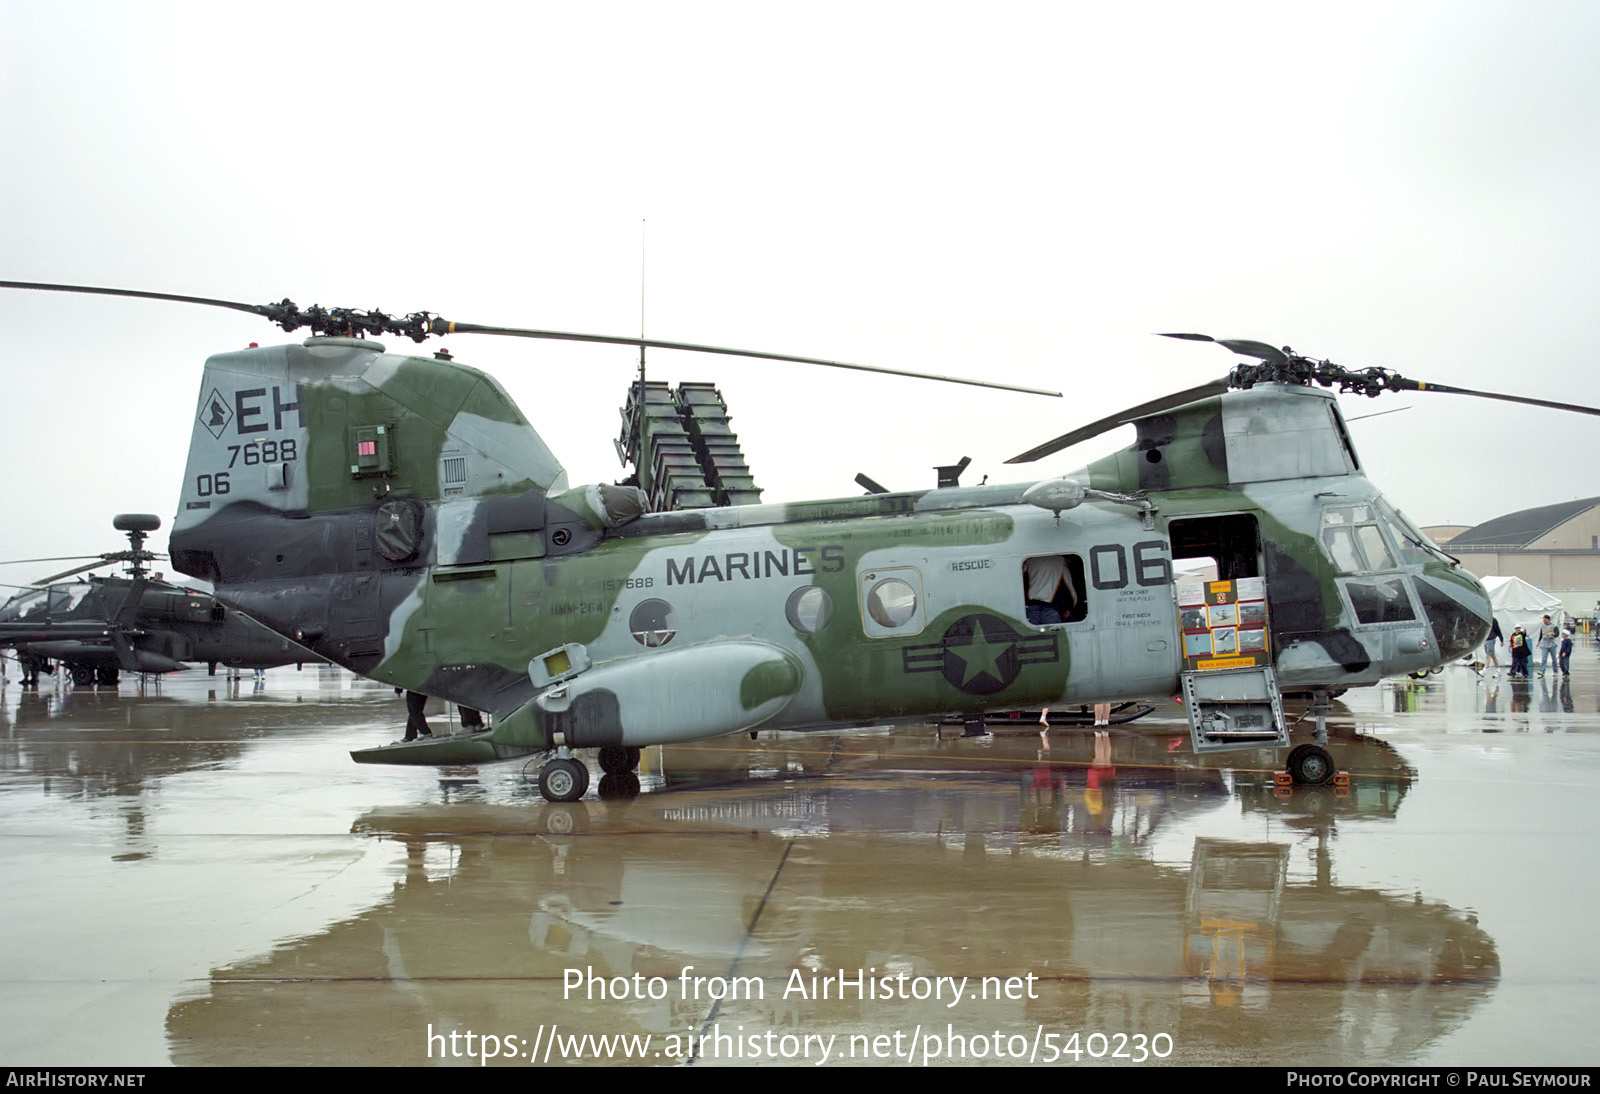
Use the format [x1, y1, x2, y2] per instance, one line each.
[1423, 497, 1600, 616]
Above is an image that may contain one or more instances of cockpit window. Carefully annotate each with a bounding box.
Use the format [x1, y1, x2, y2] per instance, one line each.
[1321, 505, 1399, 574]
[1355, 525, 1395, 571]
[52, 584, 92, 613]
[8, 589, 49, 619]
[1381, 502, 1454, 566]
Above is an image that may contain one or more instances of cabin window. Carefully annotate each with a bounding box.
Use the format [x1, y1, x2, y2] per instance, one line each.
[867, 578, 917, 627]
[629, 598, 678, 647]
[1021, 554, 1087, 625]
[786, 586, 834, 635]
[859, 567, 925, 637]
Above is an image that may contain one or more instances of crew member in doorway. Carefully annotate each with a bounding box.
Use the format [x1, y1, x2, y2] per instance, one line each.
[1024, 556, 1077, 625]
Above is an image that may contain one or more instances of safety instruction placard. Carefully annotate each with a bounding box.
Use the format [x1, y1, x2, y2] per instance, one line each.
[1176, 577, 1270, 671]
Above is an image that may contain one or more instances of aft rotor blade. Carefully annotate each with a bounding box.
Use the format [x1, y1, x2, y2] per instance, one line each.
[0, 280, 268, 319]
[1006, 378, 1232, 464]
[1389, 378, 1600, 417]
[429, 319, 1062, 397]
[1, 280, 1061, 398]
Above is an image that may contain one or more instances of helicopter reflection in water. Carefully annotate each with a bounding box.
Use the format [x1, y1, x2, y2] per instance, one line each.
[164, 731, 1491, 1067]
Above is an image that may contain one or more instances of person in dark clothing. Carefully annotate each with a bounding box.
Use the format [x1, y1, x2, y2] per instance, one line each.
[1508, 626, 1531, 678]
[404, 690, 434, 741]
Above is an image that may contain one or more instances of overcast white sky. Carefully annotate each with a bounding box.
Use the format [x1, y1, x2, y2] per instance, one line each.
[3, 0, 1598, 577]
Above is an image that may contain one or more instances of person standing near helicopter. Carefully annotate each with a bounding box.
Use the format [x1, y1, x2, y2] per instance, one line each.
[1483, 616, 1503, 673]
[1508, 625, 1531, 677]
[1536, 614, 1561, 677]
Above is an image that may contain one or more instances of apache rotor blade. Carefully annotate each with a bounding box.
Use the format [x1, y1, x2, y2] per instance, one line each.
[112, 578, 147, 630]
[1006, 377, 1232, 464]
[1, 280, 1061, 398]
[0, 554, 103, 567]
[427, 319, 1061, 397]
[33, 559, 116, 584]
[109, 630, 144, 675]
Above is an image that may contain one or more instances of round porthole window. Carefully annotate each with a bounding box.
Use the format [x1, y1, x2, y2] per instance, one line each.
[629, 598, 678, 647]
[866, 578, 917, 628]
[785, 586, 834, 634]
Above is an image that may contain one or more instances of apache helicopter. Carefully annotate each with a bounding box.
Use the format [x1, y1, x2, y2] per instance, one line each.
[7, 280, 1592, 802]
[0, 512, 321, 684]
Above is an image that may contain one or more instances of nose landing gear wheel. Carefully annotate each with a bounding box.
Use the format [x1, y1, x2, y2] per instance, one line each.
[538, 757, 591, 802]
[1286, 743, 1335, 785]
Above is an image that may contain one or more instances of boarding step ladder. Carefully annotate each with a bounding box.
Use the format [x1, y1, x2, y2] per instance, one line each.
[1179, 665, 1290, 755]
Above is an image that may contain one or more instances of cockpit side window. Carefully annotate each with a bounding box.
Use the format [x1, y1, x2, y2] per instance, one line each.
[1324, 505, 1417, 624]
[1381, 502, 1453, 566]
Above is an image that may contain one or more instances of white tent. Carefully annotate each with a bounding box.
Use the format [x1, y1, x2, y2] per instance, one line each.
[1482, 576, 1566, 653]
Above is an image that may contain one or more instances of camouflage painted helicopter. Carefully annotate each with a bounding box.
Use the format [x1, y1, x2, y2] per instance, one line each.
[0, 512, 320, 684]
[9, 281, 1592, 802]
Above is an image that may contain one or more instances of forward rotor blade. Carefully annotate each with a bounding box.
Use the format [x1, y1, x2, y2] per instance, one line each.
[1006, 378, 1232, 464]
[1388, 378, 1600, 417]
[428, 319, 1062, 397]
[1158, 332, 1288, 366]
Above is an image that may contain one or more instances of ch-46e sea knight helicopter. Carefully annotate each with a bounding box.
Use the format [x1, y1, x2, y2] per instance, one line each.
[8, 281, 1592, 802]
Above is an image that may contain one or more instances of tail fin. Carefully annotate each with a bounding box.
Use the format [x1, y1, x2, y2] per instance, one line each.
[171, 335, 566, 585]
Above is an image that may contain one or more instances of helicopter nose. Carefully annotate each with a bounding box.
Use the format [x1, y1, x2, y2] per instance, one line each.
[1413, 571, 1492, 662]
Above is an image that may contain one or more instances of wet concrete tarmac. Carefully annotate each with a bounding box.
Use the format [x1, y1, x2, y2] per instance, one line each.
[1, 649, 1597, 1068]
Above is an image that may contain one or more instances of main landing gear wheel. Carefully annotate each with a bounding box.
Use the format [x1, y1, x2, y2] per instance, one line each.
[1286, 743, 1336, 786]
[597, 746, 641, 775]
[70, 665, 94, 686]
[538, 757, 591, 803]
